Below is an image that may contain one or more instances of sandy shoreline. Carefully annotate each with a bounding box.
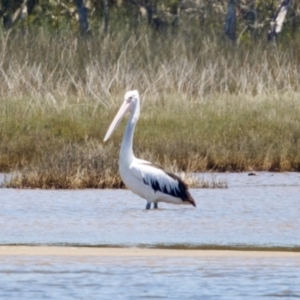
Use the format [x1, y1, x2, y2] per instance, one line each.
[1, 246, 300, 257]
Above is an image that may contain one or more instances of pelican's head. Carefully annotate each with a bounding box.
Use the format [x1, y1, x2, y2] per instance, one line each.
[124, 90, 139, 105]
[103, 90, 140, 142]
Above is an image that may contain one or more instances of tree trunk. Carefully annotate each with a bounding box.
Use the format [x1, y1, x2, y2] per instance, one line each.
[103, 0, 109, 35]
[74, 0, 89, 35]
[225, 0, 237, 42]
[1, 0, 13, 29]
[291, 0, 298, 37]
[241, 0, 257, 39]
[267, 0, 292, 42]
[1, 0, 36, 30]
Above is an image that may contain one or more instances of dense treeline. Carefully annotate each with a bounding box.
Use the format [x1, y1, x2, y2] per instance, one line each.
[0, 1, 299, 41]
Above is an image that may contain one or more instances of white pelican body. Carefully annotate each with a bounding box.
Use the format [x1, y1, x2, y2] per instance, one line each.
[104, 90, 196, 209]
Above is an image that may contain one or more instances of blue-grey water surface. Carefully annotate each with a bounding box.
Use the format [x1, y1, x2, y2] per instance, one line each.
[1, 256, 300, 299]
[1, 172, 300, 247]
[1, 172, 300, 299]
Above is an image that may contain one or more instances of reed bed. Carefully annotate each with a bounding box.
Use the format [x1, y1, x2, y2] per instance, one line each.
[1, 28, 300, 188]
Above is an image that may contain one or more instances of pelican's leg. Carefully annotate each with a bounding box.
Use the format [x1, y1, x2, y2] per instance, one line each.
[154, 203, 158, 209]
[146, 202, 151, 210]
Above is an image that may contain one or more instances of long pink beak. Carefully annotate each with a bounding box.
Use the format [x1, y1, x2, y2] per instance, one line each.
[103, 101, 131, 142]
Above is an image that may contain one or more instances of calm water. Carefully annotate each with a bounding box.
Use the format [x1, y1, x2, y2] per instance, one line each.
[1, 172, 300, 299]
[1, 172, 300, 247]
[1, 256, 300, 299]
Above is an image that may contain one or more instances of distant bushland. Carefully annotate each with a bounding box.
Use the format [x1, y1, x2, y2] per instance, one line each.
[0, 28, 300, 188]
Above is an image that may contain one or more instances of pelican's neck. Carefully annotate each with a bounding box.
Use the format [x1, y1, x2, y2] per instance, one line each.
[120, 100, 140, 165]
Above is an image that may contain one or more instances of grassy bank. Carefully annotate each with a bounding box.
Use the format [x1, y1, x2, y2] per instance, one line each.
[0, 30, 300, 188]
[1, 92, 300, 188]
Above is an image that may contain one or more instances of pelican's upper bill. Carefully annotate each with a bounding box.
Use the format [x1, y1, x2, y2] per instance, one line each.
[103, 90, 139, 142]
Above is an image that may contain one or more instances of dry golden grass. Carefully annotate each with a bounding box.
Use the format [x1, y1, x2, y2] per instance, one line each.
[0, 29, 300, 103]
[4, 138, 226, 189]
[1, 29, 300, 188]
[178, 173, 228, 189]
[4, 141, 122, 189]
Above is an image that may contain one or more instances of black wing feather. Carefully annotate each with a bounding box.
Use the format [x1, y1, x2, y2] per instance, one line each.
[141, 163, 196, 206]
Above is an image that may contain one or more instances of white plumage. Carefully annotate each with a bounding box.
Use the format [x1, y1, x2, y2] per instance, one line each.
[104, 90, 196, 209]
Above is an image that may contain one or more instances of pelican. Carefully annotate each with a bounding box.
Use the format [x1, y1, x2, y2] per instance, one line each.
[103, 90, 196, 209]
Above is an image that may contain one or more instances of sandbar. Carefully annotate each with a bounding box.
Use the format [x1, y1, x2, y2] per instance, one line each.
[1, 246, 300, 258]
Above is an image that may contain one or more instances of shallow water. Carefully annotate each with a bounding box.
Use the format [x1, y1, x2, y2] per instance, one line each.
[1, 172, 300, 299]
[1, 172, 300, 248]
[1, 255, 300, 299]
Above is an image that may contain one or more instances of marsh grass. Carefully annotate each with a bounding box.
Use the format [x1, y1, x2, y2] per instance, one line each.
[1, 28, 300, 188]
[3, 91, 300, 188]
[5, 141, 124, 189]
[178, 173, 228, 189]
